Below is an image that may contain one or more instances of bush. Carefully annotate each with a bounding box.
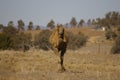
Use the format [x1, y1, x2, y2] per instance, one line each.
[105, 30, 117, 40]
[0, 26, 19, 50]
[67, 32, 87, 50]
[11, 32, 32, 51]
[34, 30, 87, 50]
[0, 28, 87, 51]
[0, 33, 13, 50]
[2, 26, 18, 35]
[117, 25, 120, 32]
[111, 36, 120, 54]
[34, 30, 52, 50]
[0, 31, 32, 51]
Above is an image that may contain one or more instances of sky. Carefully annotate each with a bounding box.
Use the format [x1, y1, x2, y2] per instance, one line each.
[0, 0, 120, 26]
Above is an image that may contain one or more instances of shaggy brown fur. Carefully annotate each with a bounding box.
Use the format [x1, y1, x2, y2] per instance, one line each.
[49, 24, 68, 72]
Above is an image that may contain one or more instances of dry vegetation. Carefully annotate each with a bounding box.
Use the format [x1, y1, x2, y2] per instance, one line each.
[0, 27, 120, 80]
[0, 46, 120, 80]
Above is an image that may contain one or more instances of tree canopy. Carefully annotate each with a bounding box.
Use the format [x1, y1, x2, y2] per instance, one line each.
[47, 19, 55, 29]
[70, 17, 77, 27]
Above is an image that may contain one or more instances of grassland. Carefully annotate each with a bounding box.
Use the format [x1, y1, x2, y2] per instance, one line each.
[0, 27, 120, 80]
[0, 43, 120, 80]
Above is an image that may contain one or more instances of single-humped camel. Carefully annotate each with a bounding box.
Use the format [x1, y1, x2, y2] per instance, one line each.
[49, 24, 68, 72]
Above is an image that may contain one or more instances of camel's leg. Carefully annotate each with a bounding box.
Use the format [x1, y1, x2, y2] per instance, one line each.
[59, 51, 66, 72]
[53, 48, 61, 71]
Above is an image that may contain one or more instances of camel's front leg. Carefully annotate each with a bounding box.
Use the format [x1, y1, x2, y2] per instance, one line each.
[59, 55, 66, 72]
[53, 47, 61, 71]
[59, 51, 66, 72]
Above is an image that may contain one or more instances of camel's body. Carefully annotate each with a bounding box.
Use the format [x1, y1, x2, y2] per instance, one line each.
[49, 24, 68, 72]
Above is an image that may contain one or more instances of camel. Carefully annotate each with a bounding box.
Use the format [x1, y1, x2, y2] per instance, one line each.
[49, 24, 68, 72]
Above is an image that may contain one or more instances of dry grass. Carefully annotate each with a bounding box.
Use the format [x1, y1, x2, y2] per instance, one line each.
[66, 27, 105, 37]
[0, 44, 120, 80]
[0, 28, 119, 80]
[24, 30, 41, 41]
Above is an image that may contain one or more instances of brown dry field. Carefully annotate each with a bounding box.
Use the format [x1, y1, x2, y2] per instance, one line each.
[0, 28, 120, 80]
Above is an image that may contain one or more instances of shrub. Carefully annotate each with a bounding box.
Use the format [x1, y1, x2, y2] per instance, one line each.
[105, 30, 117, 40]
[111, 36, 120, 54]
[2, 26, 18, 35]
[34, 30, 87, 50]
[117, 25, 120, 32]
[11, 32, 32, 51]
[0, 26, 19, 50]
[67, 32, 87, 50]
[34, 30, 52, 50]
[0, 33, 13, 50]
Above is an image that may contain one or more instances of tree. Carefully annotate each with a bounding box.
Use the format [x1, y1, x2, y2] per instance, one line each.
[78, 19, 84, 27]
[92, 19, 96, 25]
[5, 21, 18, 35]
[70, 17, 77, 27]
[18, 19, 25, 31]
[111, 11, 119, 26]
[8, 21, 14, 27]
[47, 19, 55, 29]
[87, 19, 91, 26]
[28, 21, 33, 30]
[0, 24, 4, 30]
[96, 11, 120, 27]
[36, 25, 40, 30]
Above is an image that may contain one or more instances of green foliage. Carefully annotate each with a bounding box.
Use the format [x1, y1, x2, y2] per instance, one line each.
[28, 21, 33, 30]
[67, 32, 87, 50]
[70, 17, 77, 27]
[35, 25, 40, 30]
[34, 30, 52, 50]
[8, 21, 14, 27]
[111, 36, 120, 54]
[78, 19, 84, 27]
[0, 25, 18, 50]
[11, 32, 32, 50]
[34, 30, 87, 50]
[0, 33, 13, 50]
[117, 25, 120, 32]
[105, 30, 117, 40]
[0, 27, 32, 51]
[96, 11, 120, 27]
[18, 19, 25, 31]
[87, 19, 92, 26]
[2, 26, 18, 35]
[47, 20, 55, 29]
[0, 24, 3, 30]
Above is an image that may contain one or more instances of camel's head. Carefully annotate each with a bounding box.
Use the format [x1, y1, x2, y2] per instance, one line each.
[57, 24, 64, 38]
